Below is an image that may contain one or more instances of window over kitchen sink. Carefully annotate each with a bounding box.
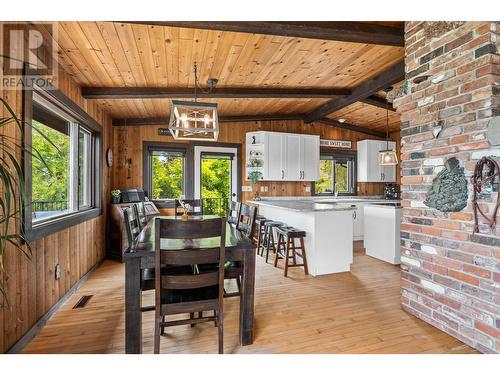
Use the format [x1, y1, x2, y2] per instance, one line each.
[313, 152, 356, 195]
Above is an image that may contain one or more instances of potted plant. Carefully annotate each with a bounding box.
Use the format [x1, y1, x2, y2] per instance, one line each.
[247, 157, 263, 168]
[178, 200, 192, 221]
[248, 170, 263, 201]
[0, 97, 55, 307]
[247, 156, 263, 200]
[111, 189, 121, 204]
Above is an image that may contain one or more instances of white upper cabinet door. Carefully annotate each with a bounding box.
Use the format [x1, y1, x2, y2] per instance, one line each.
[285, 134, 302, 180]
[265, 132, 285, 180]
[301, 135, 320, 181]
[357, 140, 396, 182]
[368, 141, 383, 181]
[357, 140, 369, 182]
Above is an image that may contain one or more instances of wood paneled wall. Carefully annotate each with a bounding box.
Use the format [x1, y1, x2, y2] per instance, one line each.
[112, 120, 401, 201]
[0, 68, 112, 352]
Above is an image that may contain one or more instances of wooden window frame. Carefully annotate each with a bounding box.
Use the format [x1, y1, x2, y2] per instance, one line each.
[23, 81, 103, 242]
[312, 149, 357, 196]
[142, 141, 242, 209]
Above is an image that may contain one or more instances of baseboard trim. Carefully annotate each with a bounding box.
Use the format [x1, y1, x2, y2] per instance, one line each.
[6, 258, 104, 354]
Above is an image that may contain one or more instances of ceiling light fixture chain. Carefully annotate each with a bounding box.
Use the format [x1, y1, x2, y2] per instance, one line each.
[193, 62, 218, 99]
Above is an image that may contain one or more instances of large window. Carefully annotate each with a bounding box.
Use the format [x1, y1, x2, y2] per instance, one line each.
[25, 87, 102, 240]
[143, 142, 241, 209]
[150, 150, 185, 200]
[314, 152, 356, 195]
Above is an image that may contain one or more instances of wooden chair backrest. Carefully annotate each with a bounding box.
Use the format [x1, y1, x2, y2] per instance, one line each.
[227, 201, 242, 226]
[123, 204, 141, 250]
[237, 204, 257, 239]
[175, 199, 203, 216]
[154, 217, 226, 303]
[136, 201, 148, 228]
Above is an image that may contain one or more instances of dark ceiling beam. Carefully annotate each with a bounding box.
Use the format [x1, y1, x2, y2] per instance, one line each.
[111, 114, 305, 126]
[112, 114, 385, 137]
[123, 21, 404, 46]
[81, 86, 351, 99]
[303, 61, 404, 123]
[361, 95, 395, 112]
[316, 118, 386, 138]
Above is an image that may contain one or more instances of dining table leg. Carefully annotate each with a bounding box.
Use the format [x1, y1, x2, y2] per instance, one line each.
[240, 249, 256, 345]
[125, 256, 142, 354]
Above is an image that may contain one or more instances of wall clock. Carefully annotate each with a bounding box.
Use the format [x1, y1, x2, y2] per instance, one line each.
[106, 148, 113, 167]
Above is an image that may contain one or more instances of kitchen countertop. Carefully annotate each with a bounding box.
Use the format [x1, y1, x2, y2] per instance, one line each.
[250, 200, 356, 212]
[249, 197, 400, 212]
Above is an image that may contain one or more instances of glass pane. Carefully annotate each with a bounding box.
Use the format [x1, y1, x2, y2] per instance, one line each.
[315, 159, 334, 194]
[335, 161, 350, 193]
[151, 151, 184, 199]
[78, 128, 91, 207]
[31, 104, 71, 222]
[201, 157, 231, 216]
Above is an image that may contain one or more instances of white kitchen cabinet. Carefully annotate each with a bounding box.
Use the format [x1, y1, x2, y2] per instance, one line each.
[246, 131, 319, 181]
[357, 140, 396, 182]
[352, 204, 364, 240]
[265, 132, 286, 180]
[285, 134, 302, 180]
[364, 205, 401, 264]
[301, 135, 320, 181]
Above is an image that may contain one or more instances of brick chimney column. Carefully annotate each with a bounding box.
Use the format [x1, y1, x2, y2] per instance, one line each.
[393, 21, 500, 353]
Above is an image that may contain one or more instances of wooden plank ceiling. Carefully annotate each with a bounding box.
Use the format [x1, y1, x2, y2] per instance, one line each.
[50, 21, 404, 132]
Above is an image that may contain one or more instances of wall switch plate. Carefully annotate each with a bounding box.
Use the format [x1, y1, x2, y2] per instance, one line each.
[55, 264, 61, 280]
[305, 186, 311, 193]
[242, 185, 252, 192]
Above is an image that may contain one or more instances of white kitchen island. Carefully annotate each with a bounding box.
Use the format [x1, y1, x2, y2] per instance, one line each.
[251, 200, 355, 276]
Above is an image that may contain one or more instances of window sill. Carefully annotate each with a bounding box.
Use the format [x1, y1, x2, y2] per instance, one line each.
[26, 207, 102, 242]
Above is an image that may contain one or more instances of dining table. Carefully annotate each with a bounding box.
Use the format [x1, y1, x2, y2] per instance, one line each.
[124, 215, 256, 354]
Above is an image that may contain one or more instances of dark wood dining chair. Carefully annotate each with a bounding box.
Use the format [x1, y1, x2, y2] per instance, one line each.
[227, 201, 242, 226]
[135, 201, 148, 229]
[123, 205, 141, 250]
[175, 199, 203, 216]
[123, 205, 155, 309]
[237, 204, 257, 239]
[154, 217, 226, 354]
[224, 204, 257, 298]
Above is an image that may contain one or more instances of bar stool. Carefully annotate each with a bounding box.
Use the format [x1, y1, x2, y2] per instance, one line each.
[254, 216, 268, 256]
[261, 221, 283, 263]
[274, 226, 309, 277]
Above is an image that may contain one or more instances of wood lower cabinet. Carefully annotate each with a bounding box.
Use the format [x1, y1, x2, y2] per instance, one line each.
[108, 201, 160, 262]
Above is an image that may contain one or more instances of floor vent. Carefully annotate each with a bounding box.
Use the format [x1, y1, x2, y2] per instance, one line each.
[73, 295, 93, 309]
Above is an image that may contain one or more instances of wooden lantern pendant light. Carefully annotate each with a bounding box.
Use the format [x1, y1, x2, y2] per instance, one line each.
[168, 63, 219, 141]
[379, 89, 398, 166]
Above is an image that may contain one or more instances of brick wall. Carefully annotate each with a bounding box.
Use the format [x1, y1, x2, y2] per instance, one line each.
[393, 22, 500, 354]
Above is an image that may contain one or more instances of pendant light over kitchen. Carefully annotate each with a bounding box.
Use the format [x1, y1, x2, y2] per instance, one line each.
[379, 88, 398, 166]
[168, 63, 219, 141]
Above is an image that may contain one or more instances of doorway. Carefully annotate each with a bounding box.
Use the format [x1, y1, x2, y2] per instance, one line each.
[194, 146, 239, 215]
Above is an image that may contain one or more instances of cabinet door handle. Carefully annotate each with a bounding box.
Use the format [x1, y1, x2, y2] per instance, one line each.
[281, 170, 284, 179]
[301, 171, 304, 179]
[353, 211, 357, 219]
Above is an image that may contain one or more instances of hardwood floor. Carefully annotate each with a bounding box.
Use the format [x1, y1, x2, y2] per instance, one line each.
[22, 242, 477, 354]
